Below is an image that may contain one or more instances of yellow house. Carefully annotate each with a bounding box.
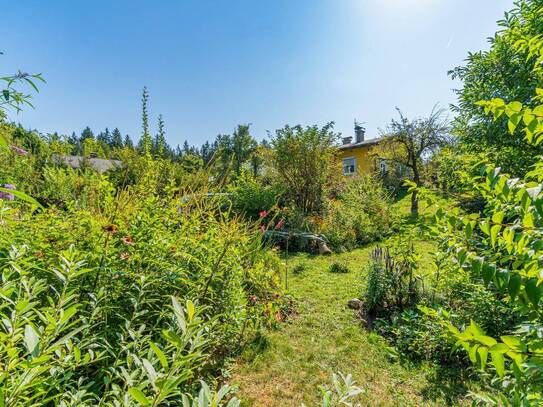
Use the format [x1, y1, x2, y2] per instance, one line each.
[338, 133, 382, 176]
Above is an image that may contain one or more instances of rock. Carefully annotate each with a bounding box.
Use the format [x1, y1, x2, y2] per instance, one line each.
[317, 240, 332, 255]
[347, 298, 363, 310]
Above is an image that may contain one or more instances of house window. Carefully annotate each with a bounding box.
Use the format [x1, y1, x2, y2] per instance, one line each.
[379, 160, 388, 175]
[343, 157, 356, 175]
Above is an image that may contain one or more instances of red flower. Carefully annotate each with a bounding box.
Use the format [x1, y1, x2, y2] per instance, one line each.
[275, 219, 285, 230]
[259, 210, 268, 218]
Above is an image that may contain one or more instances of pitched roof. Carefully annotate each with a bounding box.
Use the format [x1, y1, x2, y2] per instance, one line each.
[338, 137, 382, 150]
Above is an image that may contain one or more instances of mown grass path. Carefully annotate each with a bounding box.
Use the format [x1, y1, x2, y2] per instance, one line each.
[230, 244, 469, 406]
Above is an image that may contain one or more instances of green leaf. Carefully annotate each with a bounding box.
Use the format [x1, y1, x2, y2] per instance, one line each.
[501, 336, 525, 352]
[24, 324, 40, 356]
[523, 211, 534, 228]
[186, 299, 195, 322]
[128, 388, 151, 406]
[469, 344, 479, 363]
[149, 342, 168, 370]
[482, 264, 495, 285]
[525, 278, 541, 306]
[0, 187, 44, 210]
[491, 351, 505, 378]
[477, 346, 489, 370]
[490, 225, 501, 247]
[508, 274, 521, 300]
[489, 343, 509, 354]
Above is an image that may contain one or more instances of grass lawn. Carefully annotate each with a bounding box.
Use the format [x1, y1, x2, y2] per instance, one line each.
[230, 194, 475, 406]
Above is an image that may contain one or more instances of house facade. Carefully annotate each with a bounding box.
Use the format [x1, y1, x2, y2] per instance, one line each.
[338, 129, 381, 176]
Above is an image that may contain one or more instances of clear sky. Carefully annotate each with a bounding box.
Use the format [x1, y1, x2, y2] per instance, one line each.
[4, 0, 513, 147]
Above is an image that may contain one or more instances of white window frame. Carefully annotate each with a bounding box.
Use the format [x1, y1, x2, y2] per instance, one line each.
[342, 156, 356, 176]
[379, 160, 388, 175]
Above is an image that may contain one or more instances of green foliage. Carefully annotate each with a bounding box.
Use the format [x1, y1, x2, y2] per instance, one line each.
[292, 263, 307, 275]
[226, 171, 282, 220]
[0, 142, 283, 404]
[328, 261, 351, 274]
[449, 0, 543, 176]
[376, 107, 450, 215]
[0, 244, 240, 405]
[305, 373, 364, 407]
[139, 86, 153, 155]
[319, 175, 397, 250]
[364, 246, 420, 317]
[415, 7, 543, 400]
[269, 123, 340, 215]
[0, 64, 44, 116]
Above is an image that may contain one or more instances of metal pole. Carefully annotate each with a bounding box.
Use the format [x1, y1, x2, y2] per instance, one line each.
[285, 233, 289, 291]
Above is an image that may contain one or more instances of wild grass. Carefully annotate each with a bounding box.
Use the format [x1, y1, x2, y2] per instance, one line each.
[230, 193, 476, 406]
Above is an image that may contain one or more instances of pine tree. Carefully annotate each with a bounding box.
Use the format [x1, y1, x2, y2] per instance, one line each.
[182, 140, 191, 155]
[138, 86, 152, 154]
[80, 126, 94, 141]
[97, 127, 112, 145]
[124, 134, 134, 149]
[111, 128, 123, 148]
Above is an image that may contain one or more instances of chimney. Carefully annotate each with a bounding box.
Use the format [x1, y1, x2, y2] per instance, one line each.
[354, 120, 365, 143]
[342, 136, 353, 145]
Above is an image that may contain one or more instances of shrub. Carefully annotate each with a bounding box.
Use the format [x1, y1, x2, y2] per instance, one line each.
[0, 245, 240, 405]
[320, 175, 397, 250]
[364, 246, 419, 317]
[329, 261, 350, 274]
[0, 187, 282, 402]
[292, 263, 307, 275]
[227, 170, 282, 220]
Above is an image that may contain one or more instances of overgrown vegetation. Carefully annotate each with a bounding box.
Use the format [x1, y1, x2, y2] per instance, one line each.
[3, 0, 543, 404]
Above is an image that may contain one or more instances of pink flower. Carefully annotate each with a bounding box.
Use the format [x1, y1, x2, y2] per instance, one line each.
[0, 184, 16, 201]
[259, 225, 266, 233]
[9, 145, 28, 156]
[275, 219, 285, 230]
[259, 210, 268, 218]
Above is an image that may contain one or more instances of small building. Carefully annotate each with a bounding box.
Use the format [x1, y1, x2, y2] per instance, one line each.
[338, 126, 381, 176]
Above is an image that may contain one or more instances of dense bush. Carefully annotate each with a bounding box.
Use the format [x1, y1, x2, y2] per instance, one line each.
[227, 170, 282, 220]
[328, 262, 350, 274]
[320, 175, 397, 250]
[364, 246, 420, 318]
[0, 140, 283, 404]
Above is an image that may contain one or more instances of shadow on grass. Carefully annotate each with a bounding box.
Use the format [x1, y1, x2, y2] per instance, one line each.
[239, 332, 271, 363]
[419, 364, 477, 405]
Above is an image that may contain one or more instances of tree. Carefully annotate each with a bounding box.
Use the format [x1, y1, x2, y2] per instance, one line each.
[124, 134, 134, 149]
[377, 107, 449, 216]
[80, 126, 94, 141]
[269, 123, 340, 214]
[425, 3, 543, 400]
[97, 127, 112, 145]
[111, 128, 123, 149]
[138, 86, 152, 155]
[449, 0, 543, 176]
[215, 125, 257, 178]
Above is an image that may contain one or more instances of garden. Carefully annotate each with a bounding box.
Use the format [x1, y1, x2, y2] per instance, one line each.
[2, 0, 543, 405]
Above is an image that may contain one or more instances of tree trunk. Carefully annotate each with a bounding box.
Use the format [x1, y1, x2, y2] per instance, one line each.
[410, 189, 418, 217]
[411, 165, 420, 217]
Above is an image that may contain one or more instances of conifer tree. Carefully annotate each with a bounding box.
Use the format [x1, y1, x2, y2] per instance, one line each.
[80, 126, 94, 141]
[124, 134, 134, 149]
[111, 128, 123, 148]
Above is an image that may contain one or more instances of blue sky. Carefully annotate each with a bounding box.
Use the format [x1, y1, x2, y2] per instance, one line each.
[4, 0, 512, 147]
